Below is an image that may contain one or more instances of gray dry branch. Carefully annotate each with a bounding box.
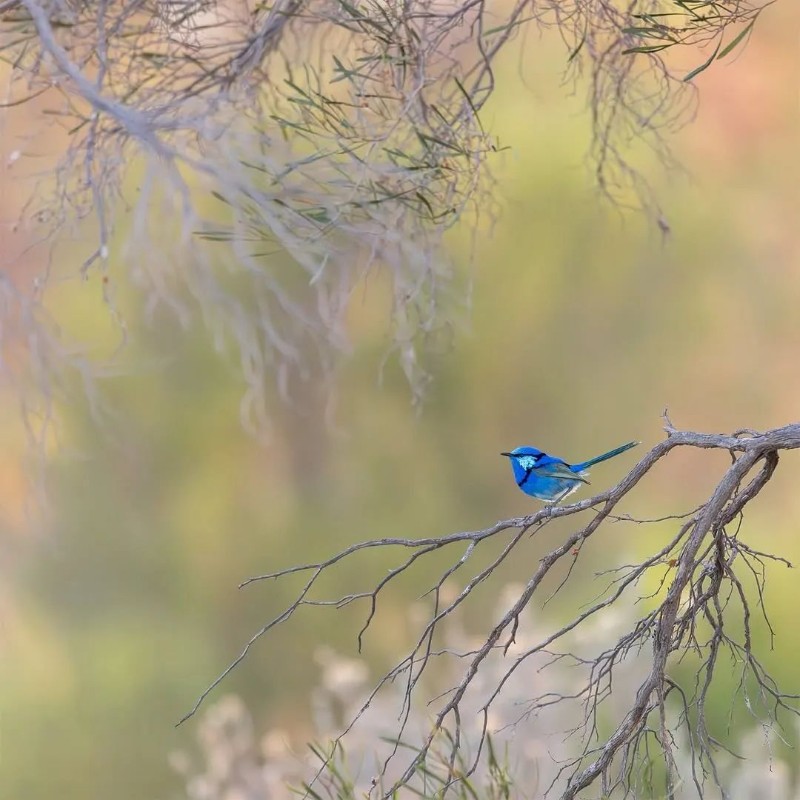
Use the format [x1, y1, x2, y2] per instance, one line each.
[0, 0, 773, 434]
[182, 418, 800, 799]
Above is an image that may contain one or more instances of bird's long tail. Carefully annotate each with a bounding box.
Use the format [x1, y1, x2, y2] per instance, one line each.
[572, 441, 639, 471]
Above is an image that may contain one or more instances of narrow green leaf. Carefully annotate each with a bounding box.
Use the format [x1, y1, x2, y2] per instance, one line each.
[416, 131, 465, 154]
[632, 11, 683, 19]
[717, 16, 757, 60]
[454, 76, 484, 134]
[568, 32, 586, 61]
[298, 782, 324, 800]
[624, 25, 678, 42]
[196, 231, 233, 241]
[622, 43, 672, 54]
[482, 15, 534, 37]
[682, 38, 722, 81]
[210, 191, 232, 206]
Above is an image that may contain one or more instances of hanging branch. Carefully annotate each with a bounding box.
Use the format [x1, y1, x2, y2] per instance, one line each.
[0, 0, 775, 430]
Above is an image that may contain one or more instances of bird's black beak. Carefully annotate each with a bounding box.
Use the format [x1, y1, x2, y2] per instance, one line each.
[500, 452, 512, 458]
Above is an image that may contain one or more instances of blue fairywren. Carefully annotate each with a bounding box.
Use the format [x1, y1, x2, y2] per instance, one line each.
[502, 440, 639, 503]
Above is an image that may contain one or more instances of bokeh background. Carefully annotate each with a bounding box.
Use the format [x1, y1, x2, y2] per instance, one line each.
[1, 3, 799, 798]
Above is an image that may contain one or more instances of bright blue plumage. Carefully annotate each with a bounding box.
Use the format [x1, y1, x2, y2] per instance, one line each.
[501, 441, 638, 503]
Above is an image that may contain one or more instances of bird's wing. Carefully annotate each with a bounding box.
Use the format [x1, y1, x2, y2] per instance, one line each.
[534, 458, 590, 484]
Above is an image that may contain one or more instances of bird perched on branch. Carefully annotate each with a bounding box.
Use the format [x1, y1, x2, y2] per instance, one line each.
[501, 440, 639, 503]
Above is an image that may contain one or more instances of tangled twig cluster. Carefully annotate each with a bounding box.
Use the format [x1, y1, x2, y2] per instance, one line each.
[0, 0, 771, 431]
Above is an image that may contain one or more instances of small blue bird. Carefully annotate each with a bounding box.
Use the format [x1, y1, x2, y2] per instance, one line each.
[501, 440, 639, 503]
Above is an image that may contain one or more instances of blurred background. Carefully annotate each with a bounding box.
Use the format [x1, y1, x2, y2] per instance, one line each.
[1, 2, 799, 798]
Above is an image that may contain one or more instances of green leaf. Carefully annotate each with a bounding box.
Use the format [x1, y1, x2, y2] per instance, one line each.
[482, 15, 534, 37]
[454, 76, 484, 133]
[196, 230, 233, 241]
[567, 32, 586, 62]
[717, 16, 758, 60]
[682, 38, 722, 81]
[622, 43, 672, 55]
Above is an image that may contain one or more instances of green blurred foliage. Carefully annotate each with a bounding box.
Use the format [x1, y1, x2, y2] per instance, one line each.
[2, 8, 799, 799]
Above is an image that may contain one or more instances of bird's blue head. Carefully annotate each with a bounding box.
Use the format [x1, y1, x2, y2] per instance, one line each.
[501, 446, 545, 483]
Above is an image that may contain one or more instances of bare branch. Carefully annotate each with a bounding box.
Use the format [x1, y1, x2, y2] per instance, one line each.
[179, 420, 800, 798]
